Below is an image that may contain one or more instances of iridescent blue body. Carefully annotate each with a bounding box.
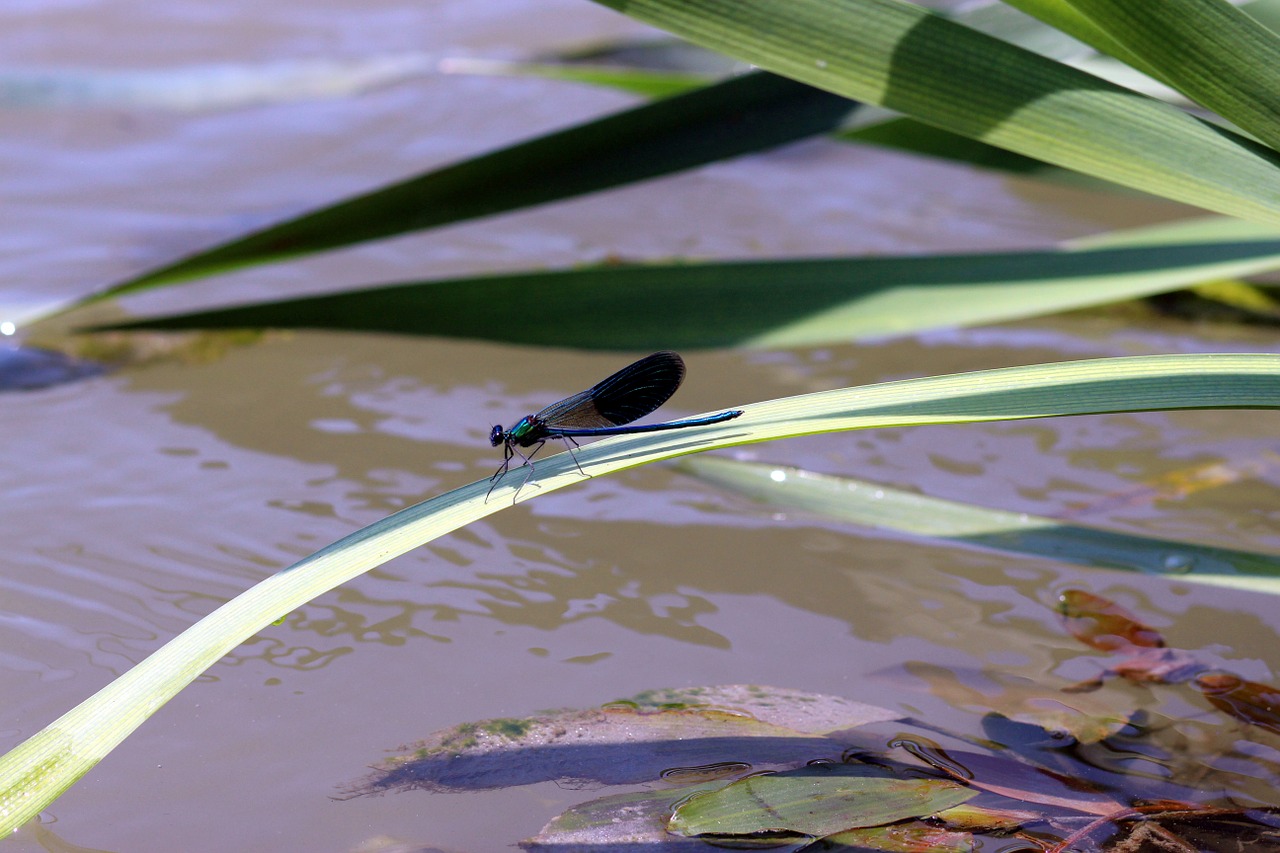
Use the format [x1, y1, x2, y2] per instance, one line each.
[487, 351, 742, 499]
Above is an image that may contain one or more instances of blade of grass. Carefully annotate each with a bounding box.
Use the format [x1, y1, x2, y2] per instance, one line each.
[679, 458, 1280, 593]
[51, 0, 1188, 325]
[1068, 214, 1280, 247]
[94, 230, 1280, 348]
[458, 53, 1061, 176]
[96, 71, 859, 295]
[0, 353, 1278, 831]
[1044, 0, 1280, 151]
[586, 0, 1280, 226]
[458, 1, 1099, 178]
[1246, 0, 1280, 34]
[1000, 0, 1152, 75]
[473, 0, 1099, 176]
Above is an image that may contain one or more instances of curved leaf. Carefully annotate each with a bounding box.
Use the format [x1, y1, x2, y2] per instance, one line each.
[99, 71, 859, 294]
[1, 353, 1277, 831]
[668, 767, 976, 836]
[1001, 0, 1153, 74]
[1055, 0, 1280, 151]
[96, 235, 1280, 348]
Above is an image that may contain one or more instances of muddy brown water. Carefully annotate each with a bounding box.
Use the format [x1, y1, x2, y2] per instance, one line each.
[3, 1, 1279, 850]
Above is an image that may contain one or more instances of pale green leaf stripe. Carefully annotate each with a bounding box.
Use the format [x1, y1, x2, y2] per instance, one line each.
[2, 353, 1279, 830]
[589, 0, 1280, 226]
[1055, 0, 1280, 153]
[742, 237, 1280, 346]
[1067, 214, 1280, 248]
[1247, 0, 1280, 34]
[1001, 0, 1161, 79]
[680, 458, 1280, 594]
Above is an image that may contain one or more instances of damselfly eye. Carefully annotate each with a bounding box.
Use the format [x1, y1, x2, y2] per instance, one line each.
[489, 425, 504, 446]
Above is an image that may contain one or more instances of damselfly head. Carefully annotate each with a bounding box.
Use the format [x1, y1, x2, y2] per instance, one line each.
[489, 425, 505, 447]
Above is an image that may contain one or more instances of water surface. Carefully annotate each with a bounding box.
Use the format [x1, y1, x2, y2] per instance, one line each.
[2, 1, 1278, 850]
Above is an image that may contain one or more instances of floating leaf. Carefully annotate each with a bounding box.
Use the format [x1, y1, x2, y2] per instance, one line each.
[356, 686, 900, 794]
[1057, 590, 1166, 652]
[1193, 672, 1280, 735]
[933, 802, 1039, 831]
[522, 781, 727, 850]
[1058, 591, 1209, 686]
[668, 767, 977, 838]
[888, 745, 1122, 817]
[1100, 648, 1206, 687]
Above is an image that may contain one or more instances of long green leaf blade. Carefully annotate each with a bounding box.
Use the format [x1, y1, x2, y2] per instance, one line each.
[1000, 0, 1153, 75]
[1055, 0, 1280, 152]
[587, 0, 1280, 226]
[99, 71, 858, 294]
[1, 353, 1277, 831]
[95, 234, 1280, 348]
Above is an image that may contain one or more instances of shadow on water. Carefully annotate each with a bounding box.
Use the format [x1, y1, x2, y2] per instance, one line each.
[0, 346, 105, 391]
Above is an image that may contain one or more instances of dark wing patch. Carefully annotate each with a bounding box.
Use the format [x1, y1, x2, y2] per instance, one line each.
[535, 351, 685, 429]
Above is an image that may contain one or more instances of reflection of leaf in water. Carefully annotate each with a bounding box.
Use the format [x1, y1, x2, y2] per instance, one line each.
[1059, 452, 1280, 520]
[680, 457, 1280, 589]
[0, 346, 105, 392]
[888, 742, 1122, 816]
[905, 661, 1133, 743]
